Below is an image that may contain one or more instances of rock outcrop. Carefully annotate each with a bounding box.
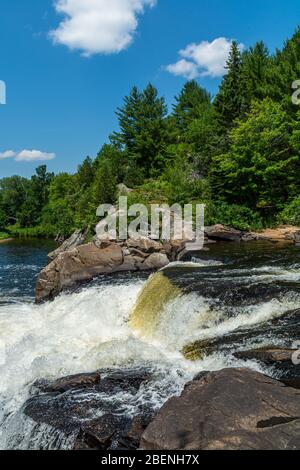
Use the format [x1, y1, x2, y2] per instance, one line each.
[205, 225, 243, 242]
[141, 368, 300, 450]
[24, 368, 153, 450]
[35, 236, 186, 303]
[48, 229, 89, 261]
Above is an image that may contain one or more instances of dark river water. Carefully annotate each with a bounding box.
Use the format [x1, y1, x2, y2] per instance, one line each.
[0, 239, 57, 303]
[0, 239, 300, 449]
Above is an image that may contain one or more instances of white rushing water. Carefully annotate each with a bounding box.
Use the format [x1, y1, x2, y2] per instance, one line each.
[1, 261, 300, 449]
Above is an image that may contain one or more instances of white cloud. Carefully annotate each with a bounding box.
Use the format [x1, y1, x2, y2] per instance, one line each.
[166, 59, 199, 80]
[0, 150, 56, 162]
[15, 150, 56, 162]
[50, 0, 156, 56]
[0, 150, 16, 160]
[166, 37, 244, 79]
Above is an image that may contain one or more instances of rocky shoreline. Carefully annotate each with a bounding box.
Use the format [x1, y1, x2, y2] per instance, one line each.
[35, 224, 300, 303]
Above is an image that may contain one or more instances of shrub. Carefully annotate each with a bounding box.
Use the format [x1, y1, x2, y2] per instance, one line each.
[204, 202, 264, 231]
[279, 197, 300, 226]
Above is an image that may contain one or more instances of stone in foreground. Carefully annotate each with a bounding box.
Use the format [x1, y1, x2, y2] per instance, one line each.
[141, 368, 300, 450]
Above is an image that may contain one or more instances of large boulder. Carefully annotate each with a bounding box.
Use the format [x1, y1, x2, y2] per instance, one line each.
[24, 368, 153, 450]
[205, 225, 242, 242]
[140, 368, 300, 450]
[36, 236, 177, 302]
[126, 236, 163, 253]
[141, 253, 169, 270]
[36, 243, 123, 303]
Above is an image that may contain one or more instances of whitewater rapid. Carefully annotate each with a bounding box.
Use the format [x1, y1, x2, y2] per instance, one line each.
[0, 277, 265, 449]
[1, 244, 300, 449]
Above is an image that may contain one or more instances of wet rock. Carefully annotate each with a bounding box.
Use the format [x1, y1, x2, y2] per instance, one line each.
[182, 308, 300, 360]
[234, 347, 296, 365]
[95, 369, 152, 394]
[141, 368, 300, 450]
[38, 372, 101, 393]
[24, 367, 153, 450]
[205, 225, 242, 242]
[118, 416, 152, 450]
[74, 415, 131, 450]
[234, 348, 300, 390]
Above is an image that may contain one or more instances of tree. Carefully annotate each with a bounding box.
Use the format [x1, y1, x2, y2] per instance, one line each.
[210, 99, 300, 213]
[77, 156, 94, 189]
[240, 41, 270, 113]
[266, 27, 300, 112]
[93, 158, 117, 206]
[214, 41, 243, 133]
[18, 166, 54, 227]
[0, 176, 30, 223]
[173, 81, 212, 133]
[0, 208, 8, 230]
[112, 84, 169, 176]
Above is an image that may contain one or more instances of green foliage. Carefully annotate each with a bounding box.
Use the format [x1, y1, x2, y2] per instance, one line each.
[214, 41, 243, 133]
[112, 83, 169, 177]
[210, 99, 300, 214]
[279, 197, 300, 226]
[0, 208, 8, 231]
[205, 202, 264, 231]
[2, 28, 300, 239]
[0, 231, 10, 240]
[173, 80, 212, 133]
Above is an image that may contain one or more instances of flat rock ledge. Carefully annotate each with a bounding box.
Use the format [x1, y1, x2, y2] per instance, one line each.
[141, 368, 300, 451]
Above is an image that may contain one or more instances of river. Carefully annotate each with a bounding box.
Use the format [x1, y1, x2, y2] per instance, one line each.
[0, 239, 300, 449]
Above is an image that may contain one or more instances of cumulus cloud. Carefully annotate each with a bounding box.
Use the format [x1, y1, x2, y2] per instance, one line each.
[0, 150, 16, 160]
[166, 37, 244, 79]
[166, 59, 199, 80]
[50, 0, 156, 56]
[0, 150, 56, 162]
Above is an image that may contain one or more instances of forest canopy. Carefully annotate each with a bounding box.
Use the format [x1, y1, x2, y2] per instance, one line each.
[2, 28, 300, 238]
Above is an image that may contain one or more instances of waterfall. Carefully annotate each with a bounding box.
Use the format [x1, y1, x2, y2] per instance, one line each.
[129, 272, 181, 338]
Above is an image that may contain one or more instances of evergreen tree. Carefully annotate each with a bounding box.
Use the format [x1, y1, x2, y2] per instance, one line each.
[173, 80, 211, 133]
[77, 156, 94, 189]
[214, 41, 243, 133]
[240, 41, 270, 113]
[112, 84, 168, 176]
[267, 27, 300, 111]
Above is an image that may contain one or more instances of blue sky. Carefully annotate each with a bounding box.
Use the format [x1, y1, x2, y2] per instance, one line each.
[0, 0, 299, 177]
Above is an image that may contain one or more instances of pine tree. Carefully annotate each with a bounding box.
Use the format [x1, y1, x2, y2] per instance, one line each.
[214, 41, 243, 133]
[173, 80, 211, 132]
[267, 27, 300, 112]
[240, 41, 270, 113]
[77, 156, 94, 189]
[112, 84, 168, 176]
